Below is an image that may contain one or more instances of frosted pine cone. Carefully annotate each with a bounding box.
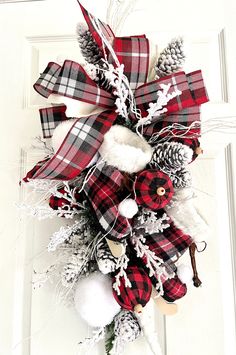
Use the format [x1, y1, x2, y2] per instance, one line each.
[155, 37, 185, 78]
[76, 23, 103, 65]
[96, 238, 117, 274]
[149, 142, 193, 172]
[61, 247, 90, 285]
[114, 310, 141, 342]
[171, 168, 192, 189]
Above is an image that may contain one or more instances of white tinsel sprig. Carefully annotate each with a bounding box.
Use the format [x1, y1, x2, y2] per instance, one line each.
[78, 327, 105, 354]
[131, 234, 173, 295]
[134, 210, 170, 234]
[48, 218, 89, 252]
[113, 250, 132, 295]
[136, 83, 181, 127]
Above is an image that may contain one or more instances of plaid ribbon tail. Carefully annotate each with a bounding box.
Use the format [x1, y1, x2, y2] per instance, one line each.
[78, 1, 115, 50]
[31, 110, 118, 180]
[39, 105, 69, 139]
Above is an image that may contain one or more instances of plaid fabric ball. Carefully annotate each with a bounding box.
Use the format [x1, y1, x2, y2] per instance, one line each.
[112, 265, 152, 311]
[135, 170, 174, 210]
[162, 276, 187, 302]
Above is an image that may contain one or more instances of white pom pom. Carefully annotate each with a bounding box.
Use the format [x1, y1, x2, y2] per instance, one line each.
[118, 199, 138, 218]
[177, 264, 193, 284]
[74, 272, 120, 327]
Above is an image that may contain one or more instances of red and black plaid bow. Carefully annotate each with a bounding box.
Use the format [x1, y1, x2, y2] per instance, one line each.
[28, 2, 208, 182]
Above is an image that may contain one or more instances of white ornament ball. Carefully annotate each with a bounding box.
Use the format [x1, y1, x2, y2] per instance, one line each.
[118, 198, 139, 218]
[74, 272, 120, 327]
[177, 264, 193, 285]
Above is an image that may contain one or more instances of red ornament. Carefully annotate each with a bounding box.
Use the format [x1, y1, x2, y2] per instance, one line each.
[112, 265, 152, 312]
[135, 169, 174, 210]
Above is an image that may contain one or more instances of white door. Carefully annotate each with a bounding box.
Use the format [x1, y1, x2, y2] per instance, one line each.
[0, 1, 236, 355]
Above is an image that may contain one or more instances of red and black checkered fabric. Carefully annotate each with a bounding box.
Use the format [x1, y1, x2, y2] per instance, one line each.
[162, 276, 187, 302]
[49, 187, 83, 211]
[141, 220, 193, 264]
[112, 265, 152, 311]
[34, 60, 115, 109]
[135, 170, 174, 210]
[109, 36, 149, 90]
[39, 105, 69, 139]
[33, 62, 61, 98]
[22, 157, 50, 183]
[84, 162, 131, 240]
[78, 1, 115, 51]
[30, 110, 118, 180]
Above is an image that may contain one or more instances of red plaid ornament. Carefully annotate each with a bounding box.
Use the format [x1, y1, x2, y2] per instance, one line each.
[135, 170, 174, 210]
[162, 276, 187, 302]
[112, 265, 152, 311]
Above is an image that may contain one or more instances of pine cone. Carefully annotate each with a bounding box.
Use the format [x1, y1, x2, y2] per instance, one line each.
[61, 247, 90, 285]
[114, 310, 141, 342]
[96, 238, 117, 274]
[149, 142, 193, 172]
[95, 62, 115, 93]
[171, 168, 192, 189]
[76, 23, 103, 65]
[155, 37, 185, 78]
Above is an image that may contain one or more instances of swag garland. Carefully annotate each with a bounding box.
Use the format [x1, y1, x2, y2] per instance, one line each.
[20, 2, 212, 354]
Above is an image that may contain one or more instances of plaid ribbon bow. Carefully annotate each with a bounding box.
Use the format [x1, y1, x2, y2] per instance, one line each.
[30, 2, 208, 181]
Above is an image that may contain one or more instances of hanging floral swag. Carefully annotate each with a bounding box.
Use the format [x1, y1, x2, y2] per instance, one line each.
[19, 1, 219, 354]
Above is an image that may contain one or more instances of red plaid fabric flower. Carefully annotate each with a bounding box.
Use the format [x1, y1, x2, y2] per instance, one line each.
[112, 265, 152, 311]
[135, 170, 174, 210]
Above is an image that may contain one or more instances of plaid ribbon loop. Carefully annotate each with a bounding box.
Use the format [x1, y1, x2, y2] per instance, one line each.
[31, 1, 209, 184]
[32, 110, 118, 180]
[34, 60, 115, 109]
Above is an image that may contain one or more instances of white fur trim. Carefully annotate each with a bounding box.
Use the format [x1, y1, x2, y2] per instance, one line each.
[74, 272, 120, 327]
[118, 198, 138, 218]
[165, 187, 210, 243]
[99, 125, 153, 173]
